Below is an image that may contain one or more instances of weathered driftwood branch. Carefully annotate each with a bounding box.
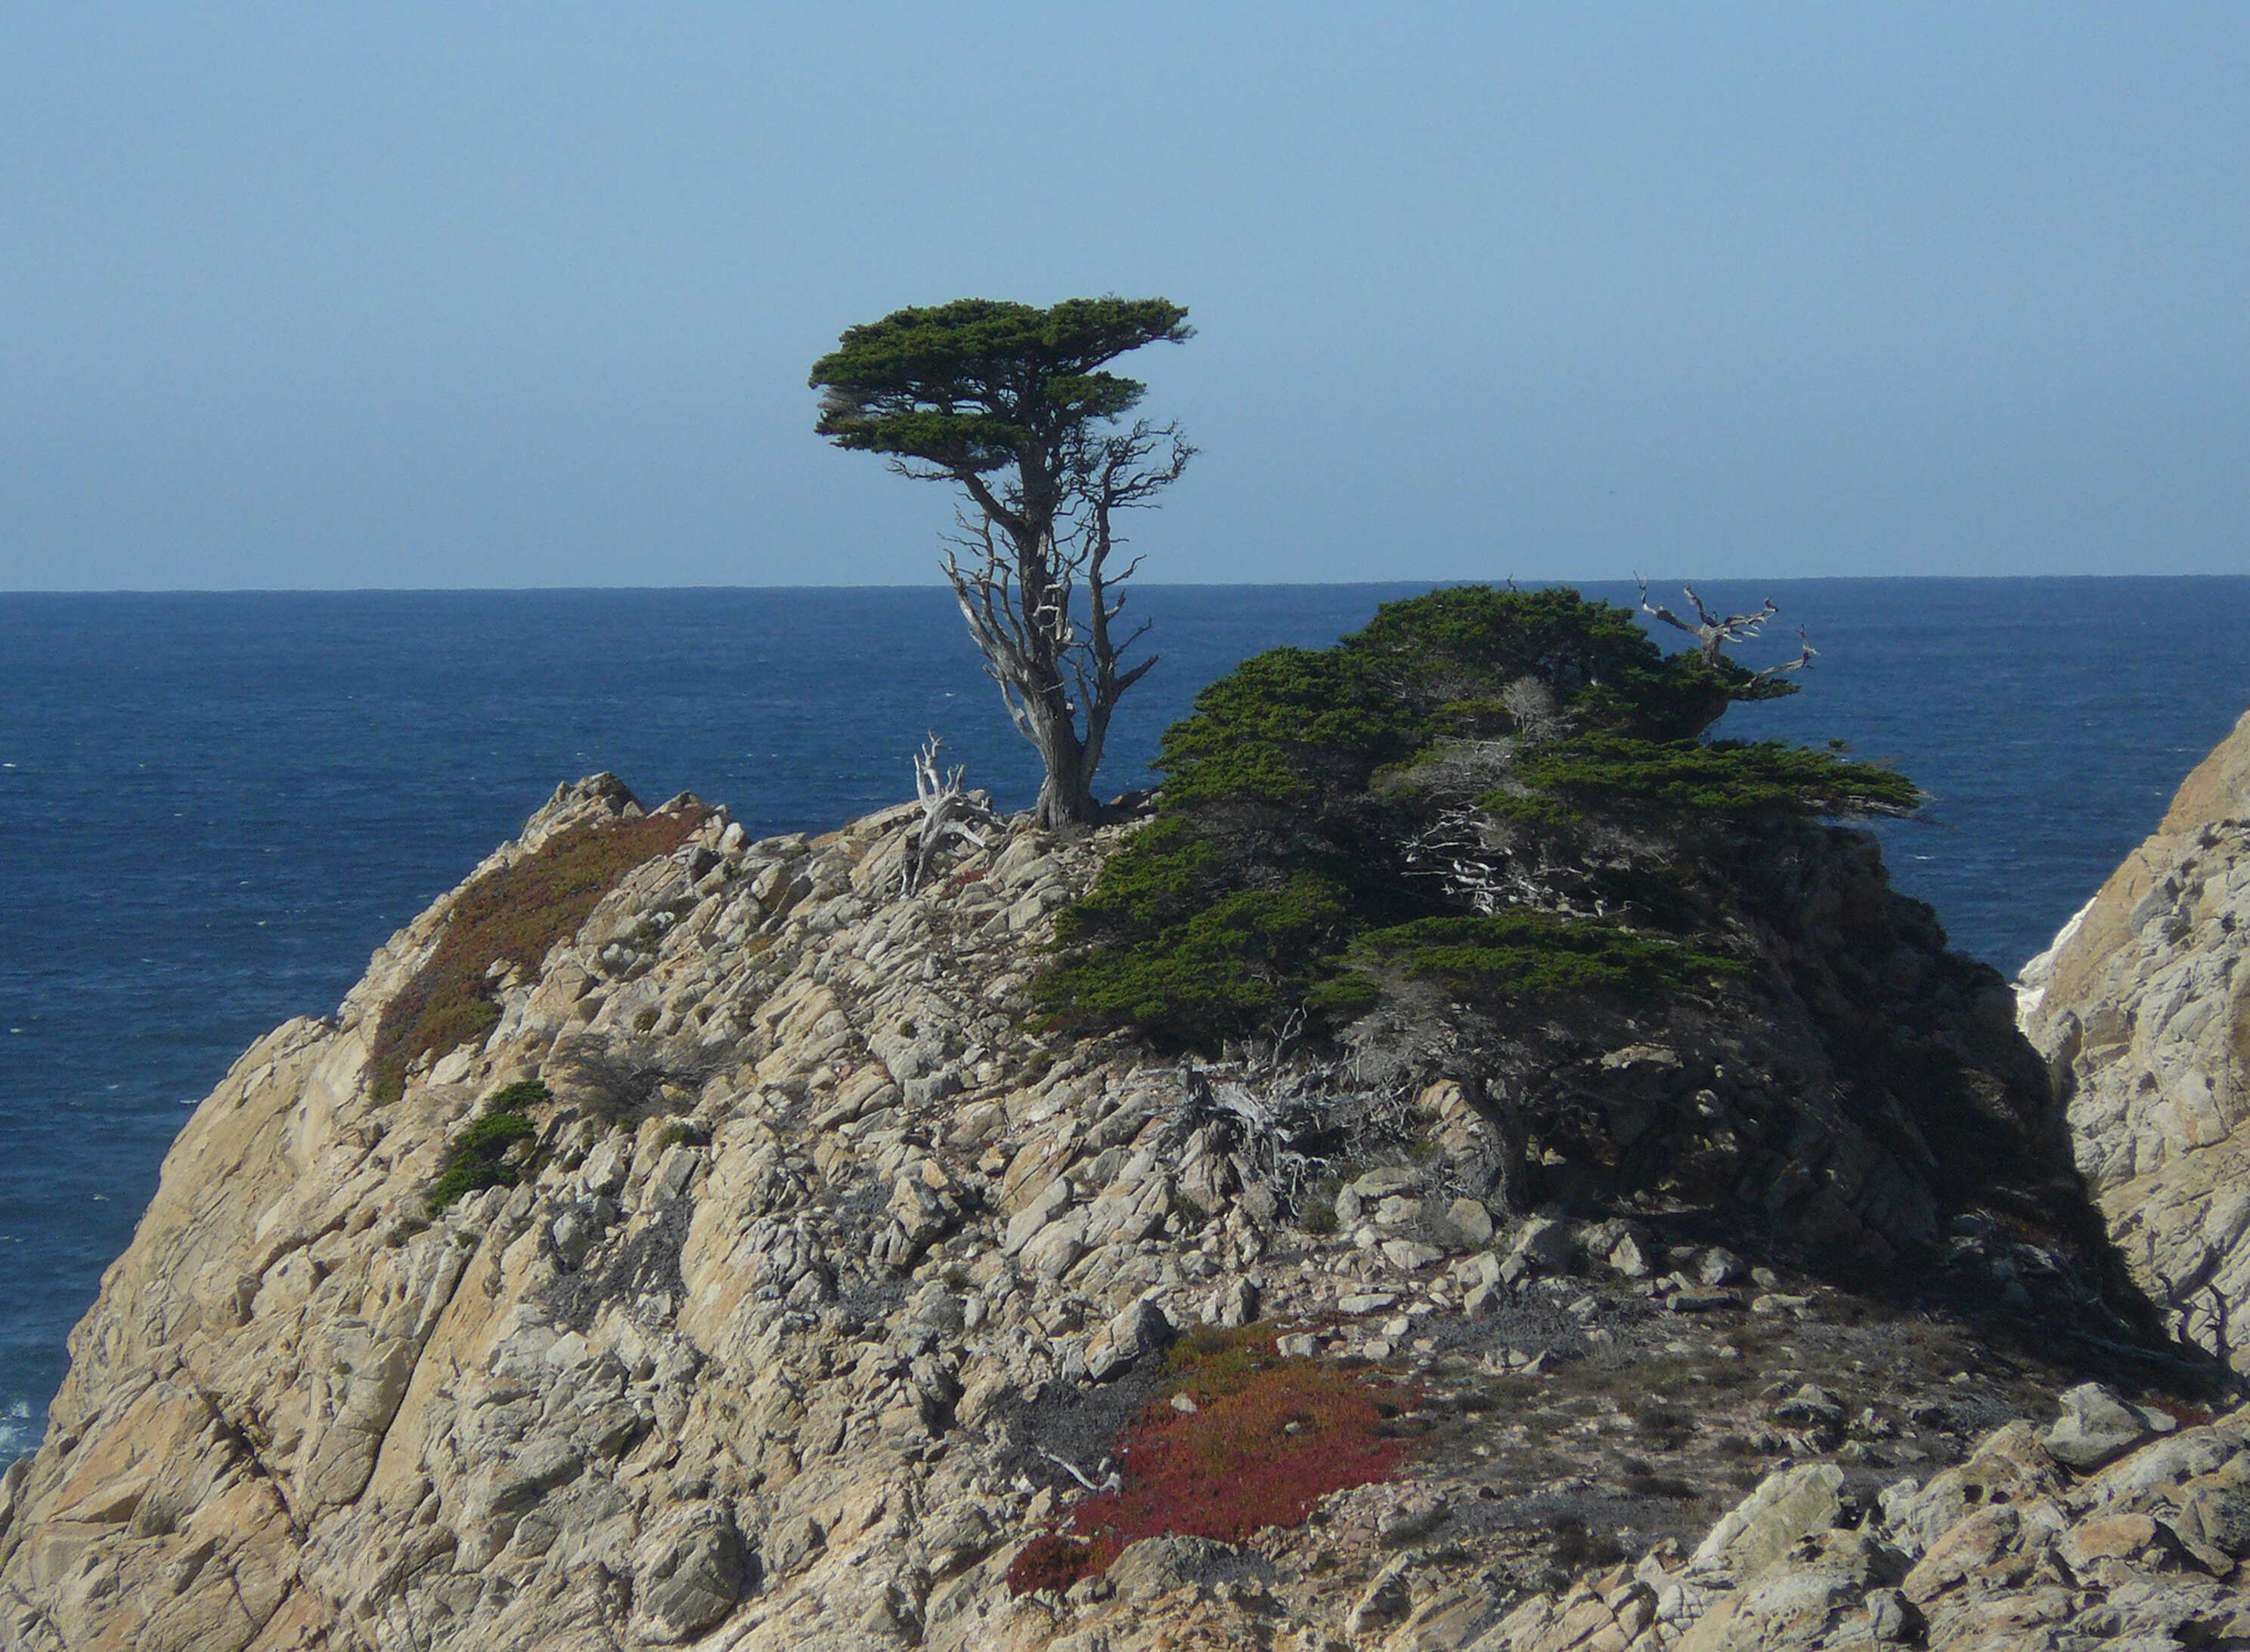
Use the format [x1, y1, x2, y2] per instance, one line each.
[900, 734, 998, 896]
[1401, 806, 1588, 916]
[1635, 576, 1781, 663]
[1037, 1448, 1120, 1494]
[1751, 625, 1818, 682]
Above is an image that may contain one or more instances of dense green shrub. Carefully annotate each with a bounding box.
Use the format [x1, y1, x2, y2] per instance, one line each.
[428, 1106, 541, 1214]
[1039, 584, 1915, 1051]
[1048, 872, 1356, 1048]
[487, 1077, 553, 1111]
[1348, 912, 1745, 996]
[1489, 734, 1920, 823]
[1151, 646, 1427, 805]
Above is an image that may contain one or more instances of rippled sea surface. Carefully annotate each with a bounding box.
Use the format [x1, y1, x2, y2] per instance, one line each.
[4, 578, 2247, 1452]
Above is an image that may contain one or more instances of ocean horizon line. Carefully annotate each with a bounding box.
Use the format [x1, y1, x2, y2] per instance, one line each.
[6, 572, 2249, 599]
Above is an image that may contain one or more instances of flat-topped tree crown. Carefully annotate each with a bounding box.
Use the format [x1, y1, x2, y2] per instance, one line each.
[812, 297, 1194, 828]
[812, 296, 1189, 463]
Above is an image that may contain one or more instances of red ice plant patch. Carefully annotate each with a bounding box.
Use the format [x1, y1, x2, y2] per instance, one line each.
[1006, 1326, 1412, 1595]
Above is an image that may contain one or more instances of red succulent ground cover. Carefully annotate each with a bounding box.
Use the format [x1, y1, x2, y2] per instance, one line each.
[1006, 1326, 1413, 1595]
[370, 804, 707, 1102]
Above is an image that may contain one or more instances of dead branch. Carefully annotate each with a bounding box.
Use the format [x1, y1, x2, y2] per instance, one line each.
[1264, 1006, 1308, 1077]
[1499, 676, 1567, 742]
[1751, 625, 1818, 681]
[1164, 1054, 1460, 1221]
[1401, 806, 1594, 917]
[1037, 1448, 1120, 1494]
[900, 734, 999, 895]
[1635, 575, 1782, 664]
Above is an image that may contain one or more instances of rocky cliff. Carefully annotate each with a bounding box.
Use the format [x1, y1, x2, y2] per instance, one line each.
[0, 770, 2236, 1652]
[2021, 708, 2250, 1375]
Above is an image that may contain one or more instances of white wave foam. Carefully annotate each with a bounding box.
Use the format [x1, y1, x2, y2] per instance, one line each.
[0, 1396, 35, 1459]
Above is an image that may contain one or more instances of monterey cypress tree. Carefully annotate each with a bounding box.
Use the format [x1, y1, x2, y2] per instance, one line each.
[811, 297, 1193, 827]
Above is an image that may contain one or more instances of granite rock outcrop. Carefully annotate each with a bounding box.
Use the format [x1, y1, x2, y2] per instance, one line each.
[2022, 708, 2250, 1372]
[0, 768, 2229, 1650]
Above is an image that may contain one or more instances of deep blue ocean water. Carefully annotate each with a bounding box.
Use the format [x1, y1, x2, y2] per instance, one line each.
[4, 578, 2248, 1455]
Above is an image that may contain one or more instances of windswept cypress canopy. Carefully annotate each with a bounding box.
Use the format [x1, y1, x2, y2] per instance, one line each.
[811, 297, 1194, 827]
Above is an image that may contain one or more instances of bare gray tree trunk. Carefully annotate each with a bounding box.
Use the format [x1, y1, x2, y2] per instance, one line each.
[1027, 707, 1096, 829]
[941, 419, 1190, 828]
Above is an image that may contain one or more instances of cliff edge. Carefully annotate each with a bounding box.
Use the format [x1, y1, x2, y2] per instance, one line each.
[2021, 708, 2250, 1374]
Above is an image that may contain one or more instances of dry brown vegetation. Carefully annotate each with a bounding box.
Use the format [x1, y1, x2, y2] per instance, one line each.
[370, 807, 705, 1103]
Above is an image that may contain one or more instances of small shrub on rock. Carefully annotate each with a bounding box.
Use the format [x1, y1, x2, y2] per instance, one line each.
[1549, 1514, 1624, 1574]
[427, 1108, 541, 1215]
[1006, 1533, 1096, 1595]
[488, 1078, 552, 1111]
[547, 1034, 724, 1128]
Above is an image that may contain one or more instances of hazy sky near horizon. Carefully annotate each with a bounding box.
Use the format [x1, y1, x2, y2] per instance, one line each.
[3, 5, 2244, 590]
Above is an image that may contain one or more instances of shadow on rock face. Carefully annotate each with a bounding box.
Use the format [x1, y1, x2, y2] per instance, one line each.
[1327, 815, 2197, 1390]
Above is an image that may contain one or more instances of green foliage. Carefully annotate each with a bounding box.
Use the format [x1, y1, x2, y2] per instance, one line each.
[1040, 583, 1912, 1052]
[1303, 970, 1382, 1019]
[1346, 913, 1744, 998]
[369, 807, 706, 1105]
[1039, 873, 1354, 1047]
[809, 297, 1191, 473]
[1153, 647, 1427, 804]
[428, 1108, 540, 1215]
[1350, 584, 1663, 702]
[488, 1078, 552, 1111]
[1053, 817, 1221, 941]
[1350, 584, 1771, 742]
[1495, 735, 1921, 820]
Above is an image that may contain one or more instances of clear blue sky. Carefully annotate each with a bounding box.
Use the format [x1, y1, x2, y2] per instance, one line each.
[3, 5, 2243, 588]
